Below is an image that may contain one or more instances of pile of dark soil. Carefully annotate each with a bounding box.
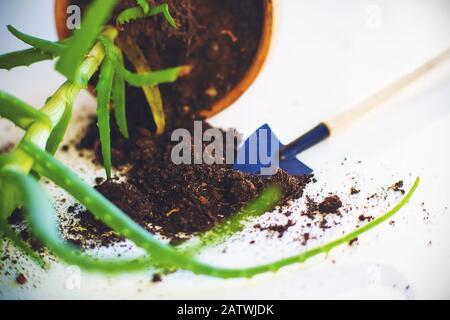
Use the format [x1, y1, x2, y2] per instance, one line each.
[72, 121, 313, 246]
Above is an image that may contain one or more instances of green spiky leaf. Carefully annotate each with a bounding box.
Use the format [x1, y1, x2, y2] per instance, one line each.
[136, 0, 150, 14]
[7, 25, 65, 55]
[96, 58, 115, 178]
[116, 37, 167, 134]
[0, 48, 55, 70]
[19, 140, 420, 278]
[118, 62, 181, 87]
[99, 36, 181, 87]
[112, 49, 129, 139]
[0, 25, 65, 70]
[117, 4, 176, 28]
[116, 7, 145, 25]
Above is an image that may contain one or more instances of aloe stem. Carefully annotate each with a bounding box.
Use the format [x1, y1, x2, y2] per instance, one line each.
[56, 0, 119, 81]
[0, 90, 51, 130]
[1, 27, 117, 176]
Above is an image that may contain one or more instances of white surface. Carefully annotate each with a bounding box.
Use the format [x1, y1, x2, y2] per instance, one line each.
[0, 0, 450, 300]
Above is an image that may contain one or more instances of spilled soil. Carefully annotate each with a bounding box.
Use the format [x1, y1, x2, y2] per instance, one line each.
[71, 121, 313, 246]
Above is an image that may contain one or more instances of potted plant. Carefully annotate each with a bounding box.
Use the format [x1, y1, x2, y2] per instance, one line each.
[55, 0, 275, 120]
[0, 0, 418, 279]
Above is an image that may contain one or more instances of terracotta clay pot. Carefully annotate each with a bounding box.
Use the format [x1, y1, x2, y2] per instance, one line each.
[54, 0, 274, 118]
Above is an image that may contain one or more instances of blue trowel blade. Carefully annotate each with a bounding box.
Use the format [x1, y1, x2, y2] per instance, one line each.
[279, 157, 313, 176]
[233, 124, 313, 176]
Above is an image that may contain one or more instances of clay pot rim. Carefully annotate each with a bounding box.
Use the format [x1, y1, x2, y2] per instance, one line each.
[54, 0, 273, 119]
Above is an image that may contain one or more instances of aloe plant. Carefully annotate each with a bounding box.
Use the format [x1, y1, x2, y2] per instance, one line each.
[0, 0, 420, 278]
[0, 0, 180, 177]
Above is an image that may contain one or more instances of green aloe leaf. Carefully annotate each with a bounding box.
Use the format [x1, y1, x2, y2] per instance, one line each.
[136, 0, 150, 14]
[116, 37, 167, 135]
[148, 3, 177, 28]
[100, 35, 185, 134]
[0, 49, 55, 71]
[117, 4, 176, 28]
[99, 36, 182, 87]
[96, 58, 115, 178]
[112, 49, 129, 139]
[0, 90, 51, 129]
[7, 25, 65, 55]
[118, 63, 181, 87]
[56, 0, 119, 82]
[117, 7, 146, 25]
[19, 140, 419, 278]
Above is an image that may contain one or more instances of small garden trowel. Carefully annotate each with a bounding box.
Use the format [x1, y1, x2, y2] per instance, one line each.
[234, 47, 450, 176]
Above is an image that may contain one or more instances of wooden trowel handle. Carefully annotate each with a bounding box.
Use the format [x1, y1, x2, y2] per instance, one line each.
[326, 46, 450, 134]
[280, 46, 450, 160]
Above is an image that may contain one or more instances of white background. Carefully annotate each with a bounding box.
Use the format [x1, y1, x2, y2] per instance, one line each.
[0, 0, 449, 299]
